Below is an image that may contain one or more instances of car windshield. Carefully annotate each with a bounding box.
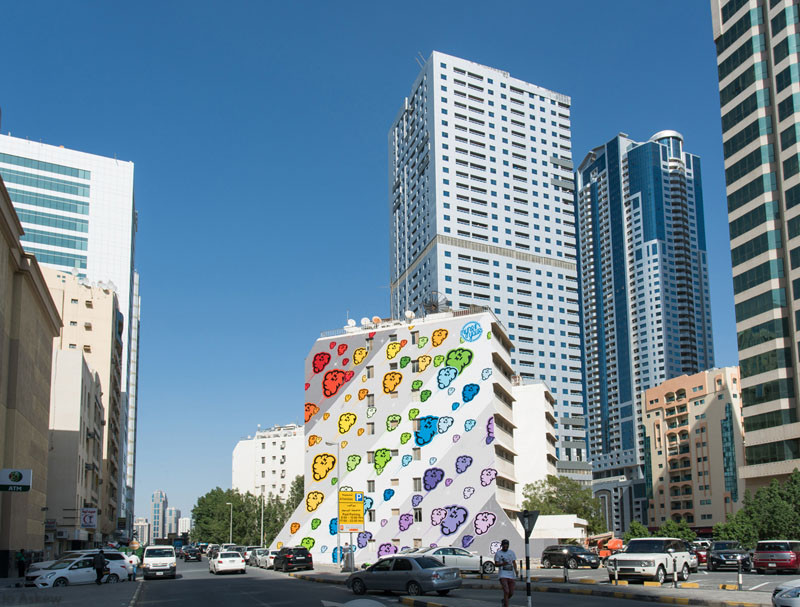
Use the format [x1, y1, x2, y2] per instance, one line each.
[758, 542, 790, 551]
[221, 552, 240, 558]
[415, 547, 435, 554]
[712, 542, 740, 551]
[415, 557, 444, 569]
[572, 547, 592, 554]
[625, 540, 668, 554]
[47, 559, 75, 570]
[145, 549, 174, 558]
[291, 548, 309, 555]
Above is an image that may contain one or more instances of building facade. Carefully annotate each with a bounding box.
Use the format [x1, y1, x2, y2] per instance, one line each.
[0, 177, 61, 576]
[643, 367, 744, 532]
[232, 424, 304, 499]
[388, 51, 589, 484]
[710, 0, 800, 490]
[151, 491, 167, 540]
[576, 132, 714, 534]
[43, 267, 124, 539]
[0, 135, 140, 532]
[133, 517, 150, 546]
[165, 507, 180, 536]
[178, 517, 192, 535]
[46, 349, 104, 556]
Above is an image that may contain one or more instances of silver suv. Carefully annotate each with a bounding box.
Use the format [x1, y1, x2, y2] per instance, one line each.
[608, 538, 692, 584]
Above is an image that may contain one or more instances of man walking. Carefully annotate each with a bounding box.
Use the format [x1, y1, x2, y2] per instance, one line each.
[494, 539, 518, 607]
[14, 549, 26, 580]
[93, 550, 106, 585]
[126, 551, 140, 581]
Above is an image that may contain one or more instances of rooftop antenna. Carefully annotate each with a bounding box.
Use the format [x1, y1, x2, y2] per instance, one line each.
[414, 53, 424, 69]
[417, 51, 426, 65]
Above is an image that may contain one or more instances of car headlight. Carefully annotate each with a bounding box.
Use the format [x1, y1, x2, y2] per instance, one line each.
[170, 562, 176, 567]
[640, 560, 654, 567]
[779, 587, 800, 599]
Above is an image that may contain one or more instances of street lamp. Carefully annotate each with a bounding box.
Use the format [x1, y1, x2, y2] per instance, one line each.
[225, 502, 233, 545]
[325, 441, 341, 568]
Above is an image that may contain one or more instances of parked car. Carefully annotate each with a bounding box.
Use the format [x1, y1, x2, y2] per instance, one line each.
[681, 541, 699, 573]
[707, 541, 751, 572]
[183, 548, 202, 562]
[773, 579, 800, 606]
[692, 540, 710, 566]
[541, 544, 600, 569]
[607, 538, 692, 584]
[273, 547, 313, 572]
[416, 546, 495, 574]
[209, 551, 246, 575]
[142, 546, 177, 580]
[257, 550, 279, 569]
[754, 541, 800, 574]
[27, 549, 124, 576]
[29, 554, 128, 588]
[243, 546, 261, 563]
[346, 555, 462, 597]
[249, 548, 266, 567]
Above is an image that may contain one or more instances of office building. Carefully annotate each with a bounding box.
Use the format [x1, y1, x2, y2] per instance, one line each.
[232, 424, 304, 499]
[151, 490, 167, 540]
[165, 507, 180, 536]
[178, 517, 192, 535]
[643, 367, 744, 531]
[0, 134, 140, 532]
[43, 267, 124, 539]
[271, 309, 565, 560]
[710, 0, 800, 489]
[388, 51, 589, 484]
[576, 132, 714, 534]
[0, 177, 61, 577]
[133, 517, 150, 546]
[46, 349, 104, 556]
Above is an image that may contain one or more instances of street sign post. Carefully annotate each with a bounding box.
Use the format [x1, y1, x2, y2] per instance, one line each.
[0, 469, 32, 492]
[338, 491, 365, 533]
[516, 509, 540, 607]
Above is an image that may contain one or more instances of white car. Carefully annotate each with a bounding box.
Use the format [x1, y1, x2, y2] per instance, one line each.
[416, 546, 495, 574]
[142, 546, 177, 580]
[774, 579, 800, 607]
[243, 546, 261, 563]
[607, 538, 692, 584]
[32, 554, 128, 588]
[27, 549, 125, 577]
[257, 550, 278, 569]
[249, 548, 267, 567]
[209, 551, 247, 575]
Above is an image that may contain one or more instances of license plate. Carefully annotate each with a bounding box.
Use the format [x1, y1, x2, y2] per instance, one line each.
[769, 563, 776, 567]
[156, 572, 164, 576]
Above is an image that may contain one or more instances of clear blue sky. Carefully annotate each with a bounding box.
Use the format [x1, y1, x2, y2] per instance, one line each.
[2, 1, 733, 518]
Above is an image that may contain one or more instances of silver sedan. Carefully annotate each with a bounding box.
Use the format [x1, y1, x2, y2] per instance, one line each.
[345, 555, 462, 597]
[774, 579, 800, 607]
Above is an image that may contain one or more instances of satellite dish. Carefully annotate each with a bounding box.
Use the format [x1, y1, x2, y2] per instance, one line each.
[347, 319, 356, 327]
[404, 310, 415, 320]
[372, 316, 381, 323]
[360, 317, 370, 326]
[422, 290, 450, 314]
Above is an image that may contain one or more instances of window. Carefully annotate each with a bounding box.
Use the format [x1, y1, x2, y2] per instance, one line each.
[367, 480, 375, 492]
[413, 478, 422, 491]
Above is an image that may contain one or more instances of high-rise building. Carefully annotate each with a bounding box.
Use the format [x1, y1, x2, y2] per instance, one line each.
[232, 424, 304, 499]
[165, 507, 180, 536]
[709, 0, 800, 489]
[388, 51, 588, 483]
[151, 491, 167, 540]
[178, 517, 192, 535]
[576, 132, 714, 534]
[642, 367, 744, 531]
[133, 517, 150, 546]
[0, 135, 141, 533]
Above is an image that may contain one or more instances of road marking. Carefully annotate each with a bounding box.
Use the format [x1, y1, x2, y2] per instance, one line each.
[749, 582, 768, 590]
[701, 570, 708, 575]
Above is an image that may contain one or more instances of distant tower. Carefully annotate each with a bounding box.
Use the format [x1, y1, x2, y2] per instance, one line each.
[151, 490, 168, 539]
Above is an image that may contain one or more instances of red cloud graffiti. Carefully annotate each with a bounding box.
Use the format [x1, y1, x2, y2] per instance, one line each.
[322, 369, 353, 398]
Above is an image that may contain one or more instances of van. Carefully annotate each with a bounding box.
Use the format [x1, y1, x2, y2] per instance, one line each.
[142, 545, 177, 580]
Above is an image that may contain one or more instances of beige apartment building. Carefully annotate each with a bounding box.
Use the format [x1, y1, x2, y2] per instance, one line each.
[43, 267, 123, 540]
[46, 349, 104, 557]
[0, 178, 61, 576]
[643, 367, 744, 532]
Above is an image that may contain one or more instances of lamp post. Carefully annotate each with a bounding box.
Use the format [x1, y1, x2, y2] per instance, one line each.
[225, 502, 233, 545]
[260, 492, 264, 547]
[325, 441, 341, 568]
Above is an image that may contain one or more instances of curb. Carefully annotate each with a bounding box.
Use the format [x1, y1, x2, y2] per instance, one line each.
[129, 581, 144, 607]
[289, 572, 347, 585]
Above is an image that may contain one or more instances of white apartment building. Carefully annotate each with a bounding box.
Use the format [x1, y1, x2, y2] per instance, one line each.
[165, 507, 180, 536]
[388, 51, 589, 483]
[151, 490, 167, 540]
[133, 517, 150, 546]
[178, 517, 192, 535]
[0, 134, 141, 532]
[232, 424, 304, 498]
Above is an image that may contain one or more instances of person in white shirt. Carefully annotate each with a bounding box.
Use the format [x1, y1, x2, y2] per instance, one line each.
[126, 552, 140, 581]
[494, 539, 518, 607]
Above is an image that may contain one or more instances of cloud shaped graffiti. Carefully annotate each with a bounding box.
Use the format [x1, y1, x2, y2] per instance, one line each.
[441, 505, 468, 536]
[338, 412, 357, 434]
[437, 367, 458, 389]
[323, 369, 352, 398]
[306, 491, 324, 512]
[423, 467, 445, 491]
[462, 383, 480, 403]
[455, 455, 473, 474]
[374, 448, 392, 475]
[312, 352, 331, 374]
[414, 416, 439, 446]
[357, 531, 372, 549]
[474, 512, 497, 536]
[312, 454, 336, 481]
[480, 468, 498, 487]
[399, 513, 413, 532]
[445, 348, 473, 374]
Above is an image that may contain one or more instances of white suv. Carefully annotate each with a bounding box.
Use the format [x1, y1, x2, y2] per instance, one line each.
[608, 538, 692, 584]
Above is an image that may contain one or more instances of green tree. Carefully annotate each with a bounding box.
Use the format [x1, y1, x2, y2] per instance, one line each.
[286, 475, 304, 513]
[623, 521, 651, 543]
[654, 519, 696, 542]
[521, 475, 607, 535]
[191, 487, 262, 545]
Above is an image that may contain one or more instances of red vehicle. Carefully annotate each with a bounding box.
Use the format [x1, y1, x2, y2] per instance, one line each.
[692, 541, 709, 565]
[753, 540, 800, 574]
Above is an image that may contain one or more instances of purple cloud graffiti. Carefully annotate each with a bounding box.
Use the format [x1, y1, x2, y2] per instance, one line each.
[399, 513, 413, 532]
[480, 468, 498, 487]
[455, 455, 473, 474]
[431, 508, 447, 526]
[441, 505, 468, 536]
[378, 543, 398, 557]
[474, 511, 497, 535]
[462, 535, 475, 548]
[357, 531, 373, 549]
[423, 467, 445, 491]
[411, 494, 423, 507]
[485, 416, 495, 445]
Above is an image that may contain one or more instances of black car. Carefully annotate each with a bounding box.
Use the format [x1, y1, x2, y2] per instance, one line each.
[707, 541, 751, 571]
[541, 545, 600, 569]
[273, 547, 313, 572]
[183, 548, 201, 562]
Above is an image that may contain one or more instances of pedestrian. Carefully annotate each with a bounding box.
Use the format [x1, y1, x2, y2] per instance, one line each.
[494, 539, 518, 607]
[126, 552, 140, 581]
[93, 550, 106, 585]
[14, 549, 26, 579]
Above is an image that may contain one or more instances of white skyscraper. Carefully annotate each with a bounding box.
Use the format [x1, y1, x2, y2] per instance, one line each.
[0, 134, 141, 533]
[151, 490, 167, 540]
[165, 507, 181, 536]
[232, 424, 304, 498]
[178, 517, 192, 535]
[389, 51, 588, 481]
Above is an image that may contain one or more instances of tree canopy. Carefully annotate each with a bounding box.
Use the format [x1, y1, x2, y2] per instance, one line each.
[623, 521, 651, 543]
[521, 474, 607, 535]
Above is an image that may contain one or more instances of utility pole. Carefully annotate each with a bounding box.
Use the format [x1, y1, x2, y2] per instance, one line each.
[325, 441, 341, 567]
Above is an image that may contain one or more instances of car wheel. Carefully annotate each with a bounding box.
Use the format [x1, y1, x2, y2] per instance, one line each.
[655, 565, 666, 584]
[591, 564, 599, 569]
[568, 558, 578, 570]
[351, 578, 366, 595]
[542, 557, 552, 569]
[708, 562, 715, 572]
[482, 561, 496, 574]
[53, 578, 68, 587]
[680, 564, 689, 581]
[406, 581, 423, 596]
[241, 570, 246, 574]
[282, 562, 289, 573]
[437, 590, 450, 596]
[106, 574, 119, 584]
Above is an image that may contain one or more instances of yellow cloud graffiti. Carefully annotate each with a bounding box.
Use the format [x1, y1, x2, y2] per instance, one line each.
[386, 342, 402, 360]
[338, 412, 357, 434]
[353, 347, 367, 365]
[382, 371, 403, 394]
[306, 491, 324, 512]
[312, 453, 336, 481]
[432, 328, 449, 347]
[418, 354, 432, 372]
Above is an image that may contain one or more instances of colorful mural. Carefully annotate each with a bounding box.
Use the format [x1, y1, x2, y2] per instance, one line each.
[270, 311, 522, 561]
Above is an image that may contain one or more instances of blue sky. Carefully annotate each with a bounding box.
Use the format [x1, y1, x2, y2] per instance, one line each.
[2, 1, 733, 518]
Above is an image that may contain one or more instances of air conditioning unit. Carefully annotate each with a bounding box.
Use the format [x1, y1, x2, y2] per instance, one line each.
[44, 533, 54, 543]
[56, 531, 69, 539]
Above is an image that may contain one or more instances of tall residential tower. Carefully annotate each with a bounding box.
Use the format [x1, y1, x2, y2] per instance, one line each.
[388, 51, 588, 482]
[710, 0, 800, 487]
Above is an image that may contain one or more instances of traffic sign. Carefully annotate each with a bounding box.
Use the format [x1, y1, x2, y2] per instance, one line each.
[516, 509, 539, 540]
[0, 469, 31, 492]
[338, 491, 364, 533]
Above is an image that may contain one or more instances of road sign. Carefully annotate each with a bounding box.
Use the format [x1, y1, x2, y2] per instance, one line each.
[81, 508, 98, 529]
[338, 491, 364, 533]
[516, 509, 539, 540]
[0, 469, 31, 492]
